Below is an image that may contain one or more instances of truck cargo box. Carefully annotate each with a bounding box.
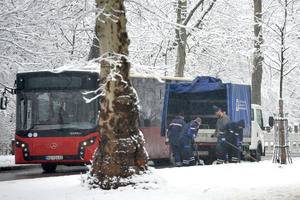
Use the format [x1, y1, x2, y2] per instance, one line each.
[161, 76, 251, 138]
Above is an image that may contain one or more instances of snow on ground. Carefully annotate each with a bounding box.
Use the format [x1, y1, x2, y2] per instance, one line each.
[1, 158, 300, 200]
[0, 155, 15, 167]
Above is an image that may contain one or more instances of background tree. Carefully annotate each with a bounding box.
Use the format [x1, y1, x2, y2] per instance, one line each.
[0, 0, 95, 153]
[252, 0, 263, 105]
[88, 0, 148, 189]
[2, 0, 300, 155]
[174, 0, 217, 77]
[262, 0, 300, 164]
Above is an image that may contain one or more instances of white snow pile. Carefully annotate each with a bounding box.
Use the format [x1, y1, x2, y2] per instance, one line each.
[1, 158, 300, 200]
[0, 155, 15, 167]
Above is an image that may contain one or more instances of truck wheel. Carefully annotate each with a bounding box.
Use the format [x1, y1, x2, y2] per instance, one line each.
[41, 163, 57, 173]
[255, 148, 261, 162]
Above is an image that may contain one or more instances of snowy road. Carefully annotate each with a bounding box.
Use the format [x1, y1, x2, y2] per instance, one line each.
[1, 157, 300, 200]
[0, 165, 88, 182]
[0, 155, 290, 182]
[0, 156, 171, 182]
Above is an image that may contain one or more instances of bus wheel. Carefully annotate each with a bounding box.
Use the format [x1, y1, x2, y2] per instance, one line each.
[41, 163, 57, 173]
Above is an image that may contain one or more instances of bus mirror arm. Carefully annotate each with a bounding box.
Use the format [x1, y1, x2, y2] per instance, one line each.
[2, 86, 16, 95]
[0, 85, 16, 110]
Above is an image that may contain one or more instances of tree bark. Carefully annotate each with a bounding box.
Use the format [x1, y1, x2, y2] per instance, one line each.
[279, 99, 286, 164]
[252, 0, 263, 105]
[89, 0, 148, 189]
[87, 37, 100, 61]
[175, 31, 187, 77]
[175, 0, 187, 77]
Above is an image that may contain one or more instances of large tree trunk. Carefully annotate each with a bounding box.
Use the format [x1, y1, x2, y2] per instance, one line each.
[88, 0, 148, 189]
[175, 31, 187, 77]
[252, 0, 263, 105]
[175, 0, 187, 77]
[87, 37, 99, 61]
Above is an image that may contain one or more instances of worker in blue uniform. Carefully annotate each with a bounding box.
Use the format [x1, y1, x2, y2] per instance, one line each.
[167, 112, 186, 167]
[217, 120, 245, 163]
[181, 117, 201, 166]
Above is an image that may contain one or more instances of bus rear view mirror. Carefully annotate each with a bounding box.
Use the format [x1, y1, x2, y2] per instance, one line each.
[0, 96, 8, 110]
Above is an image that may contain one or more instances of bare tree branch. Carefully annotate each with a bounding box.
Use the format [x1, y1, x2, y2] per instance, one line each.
[194, 0, 217, 29]
[183, 0, 204, 25]
[283, 65, 298, 77]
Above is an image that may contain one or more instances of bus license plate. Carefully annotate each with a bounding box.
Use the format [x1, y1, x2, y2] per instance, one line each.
[45, 155, 63, 160]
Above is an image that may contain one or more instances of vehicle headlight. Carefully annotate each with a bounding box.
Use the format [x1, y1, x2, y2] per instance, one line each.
[80, 136, 96, 147]
[15, 139, 28, 149]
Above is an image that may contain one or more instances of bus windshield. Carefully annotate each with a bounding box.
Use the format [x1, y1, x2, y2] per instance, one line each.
[17, 90, 98, 131]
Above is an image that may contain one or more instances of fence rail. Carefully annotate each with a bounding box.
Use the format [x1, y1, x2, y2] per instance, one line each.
[264, 131, 300, 156]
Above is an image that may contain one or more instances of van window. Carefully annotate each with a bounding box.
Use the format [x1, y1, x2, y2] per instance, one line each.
[251, 109, 254, 121]
[256, 109, 263, 129]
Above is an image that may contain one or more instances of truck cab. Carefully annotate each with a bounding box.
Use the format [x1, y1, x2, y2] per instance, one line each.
[248, 104, 265, 160]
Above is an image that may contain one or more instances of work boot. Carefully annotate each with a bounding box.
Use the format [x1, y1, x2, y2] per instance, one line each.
[175, 162, 182, 167]
[216, 159, 225, 164]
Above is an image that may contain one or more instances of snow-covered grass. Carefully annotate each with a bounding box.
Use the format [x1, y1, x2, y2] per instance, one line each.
[1, 157, 300, 200]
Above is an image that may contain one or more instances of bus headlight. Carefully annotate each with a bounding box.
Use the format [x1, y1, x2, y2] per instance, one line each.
[15, 139, 30, 160]
[80, 136, 96, 147]
[15, 139, 28, 149]
[78, 136, 97, 158]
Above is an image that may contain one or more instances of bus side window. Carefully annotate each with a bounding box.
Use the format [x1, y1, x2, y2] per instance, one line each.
[26, 100, 33, 129]
[20, 99, 25, 129]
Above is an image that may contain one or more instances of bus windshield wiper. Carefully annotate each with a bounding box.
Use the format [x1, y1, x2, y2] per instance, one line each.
[25, 123, 39, 135]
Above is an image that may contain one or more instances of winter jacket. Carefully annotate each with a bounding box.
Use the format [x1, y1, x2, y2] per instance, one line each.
[167, 116, 186, 146]
[215, 113, 230, 137]
[220, 120, 245, 144]
[181, 120, 200, 148]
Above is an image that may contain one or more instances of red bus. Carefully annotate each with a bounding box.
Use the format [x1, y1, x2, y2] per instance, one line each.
[13, 70, 192, 172]
[15, 70, 100, 172]
[130, 74, 193, 165]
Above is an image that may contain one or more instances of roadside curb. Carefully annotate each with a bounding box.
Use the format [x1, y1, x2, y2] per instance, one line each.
[0, 164, 39, 171]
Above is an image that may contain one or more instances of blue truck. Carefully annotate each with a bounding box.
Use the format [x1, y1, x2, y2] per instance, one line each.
[161, 76, 265, 164]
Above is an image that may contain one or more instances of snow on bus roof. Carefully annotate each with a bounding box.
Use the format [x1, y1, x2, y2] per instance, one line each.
[130, 74, 194, 82]
[18, 61, 194, 82]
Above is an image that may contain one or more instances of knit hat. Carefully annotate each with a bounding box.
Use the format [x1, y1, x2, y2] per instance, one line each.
[212, 105, 220, 113]
[178, 110, 185, 117]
